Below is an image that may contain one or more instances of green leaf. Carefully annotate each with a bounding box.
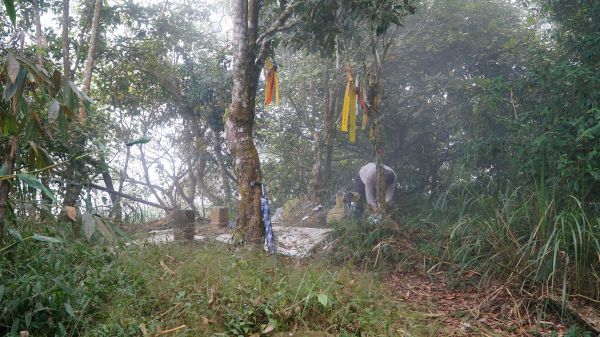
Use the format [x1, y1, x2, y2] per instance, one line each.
[68, 81, 95, 104]
[95, 218, 116, 242]
[0, 163, 7, 176]
[2, 67, 26, 101]
[64, 302, 75, 318]
[62, 80, 76, 114]
[16, 173, 56, 202]
[8, 228, 22, 241]
[82, 212, 96, 240]
[7, 52, 19, 84]
[2, 0, 16, 26]
[126, 137, 152, 146]
[316, 293, 329, 307]
[58, 107, 69, 141]
[48, 100, 60, 123]
[31, 234, 63, 243]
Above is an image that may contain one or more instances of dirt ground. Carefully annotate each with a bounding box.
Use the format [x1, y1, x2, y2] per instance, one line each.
[384, 267, 578, 336]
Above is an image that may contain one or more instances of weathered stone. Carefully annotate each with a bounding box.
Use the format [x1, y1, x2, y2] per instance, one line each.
[280, 199, 325, 228]
[210, 206, 229, 227]
[173, 209, 196, 241]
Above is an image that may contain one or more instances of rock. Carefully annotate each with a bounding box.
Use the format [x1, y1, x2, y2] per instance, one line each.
[280, 199, 326, 228]
[210, 206, 228, 227]
[326, 191, 361, 224]
[173, 209, 196, 241]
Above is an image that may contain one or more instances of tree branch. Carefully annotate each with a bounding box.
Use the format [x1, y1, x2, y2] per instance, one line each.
[255, 2, 298, 65]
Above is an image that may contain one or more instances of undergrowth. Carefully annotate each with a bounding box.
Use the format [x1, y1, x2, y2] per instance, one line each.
[0, 220, 432, 337]
[431, 181, 600, 302]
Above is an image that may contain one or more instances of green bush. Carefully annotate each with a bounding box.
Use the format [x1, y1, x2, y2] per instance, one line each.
[0, 225, 129, 336]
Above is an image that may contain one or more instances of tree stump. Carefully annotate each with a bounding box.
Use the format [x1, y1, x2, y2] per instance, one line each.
[173, 210, 196, 241]
[210, 206, 229, 227]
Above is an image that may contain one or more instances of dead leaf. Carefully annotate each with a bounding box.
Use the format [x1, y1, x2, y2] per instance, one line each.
[8, 53, 19, 84]
[262, 324, 275, 333]
[202, 317, 211, 326]
[159, 259, 175, 275]
[65, 206, 77, 221]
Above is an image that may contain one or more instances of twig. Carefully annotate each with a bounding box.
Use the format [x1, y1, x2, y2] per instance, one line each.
[154, 325, 186, 336]
[0, 154, 90, 181]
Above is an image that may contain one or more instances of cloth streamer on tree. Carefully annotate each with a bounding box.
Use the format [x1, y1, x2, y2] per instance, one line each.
[340, 66, 358, 143]
[264, 58, 279, 107]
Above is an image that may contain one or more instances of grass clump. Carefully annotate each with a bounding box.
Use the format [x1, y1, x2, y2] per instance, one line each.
[93, 243, 430, 336]
[432, 181, 600, 301]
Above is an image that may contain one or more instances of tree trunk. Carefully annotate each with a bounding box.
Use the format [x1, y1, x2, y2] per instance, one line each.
[109, 146, 130, 220]
[308, 70, 331, 204]
[323, 72, 342, 186]
[80, 0, 102, 119]
[100, 160, 119, 214]
[62, 0, 71, 79]
[367, 68, 387, 214]
[32, 0, 44, 68]
[212, 129, 232, 207]
[62, 0, 102, 231]
[0, 136, 17, 235]
[226, 0, 264, 245]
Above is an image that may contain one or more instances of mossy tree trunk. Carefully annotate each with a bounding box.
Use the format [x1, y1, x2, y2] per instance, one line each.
[225, 0, 264, 244]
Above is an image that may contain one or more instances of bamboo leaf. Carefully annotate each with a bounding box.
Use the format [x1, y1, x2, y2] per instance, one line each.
[16, 173, 56, 202]
[82, 212, 96, 239]
[2, 0, 16, 26]
[126, 137, 151, 147]
[7, 52, 19, 84]
[31, 234, 63, 243]
[95, 218, 116, 242]
[48, 100, 60, 123]
[68, 81, 94, 104]
[8, 228, 22, 241]
[2, 68, 26, 102]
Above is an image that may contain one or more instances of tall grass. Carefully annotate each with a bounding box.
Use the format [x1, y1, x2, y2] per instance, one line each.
[434, 179, 600, 302]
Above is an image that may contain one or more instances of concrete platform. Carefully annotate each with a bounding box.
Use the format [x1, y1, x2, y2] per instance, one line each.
[137, 226, 334, 258]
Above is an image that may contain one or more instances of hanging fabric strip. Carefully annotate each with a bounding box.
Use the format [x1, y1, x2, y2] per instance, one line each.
[348, 87, 357, 143]
[264, 58, 279, 107]
[340, 80, 351, 132]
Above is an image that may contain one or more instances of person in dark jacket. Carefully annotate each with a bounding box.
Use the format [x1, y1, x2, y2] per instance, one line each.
[352, 163, 397, 215]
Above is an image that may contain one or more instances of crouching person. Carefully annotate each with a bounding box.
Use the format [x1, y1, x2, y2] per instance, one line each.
[352, 163, 397, 214]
